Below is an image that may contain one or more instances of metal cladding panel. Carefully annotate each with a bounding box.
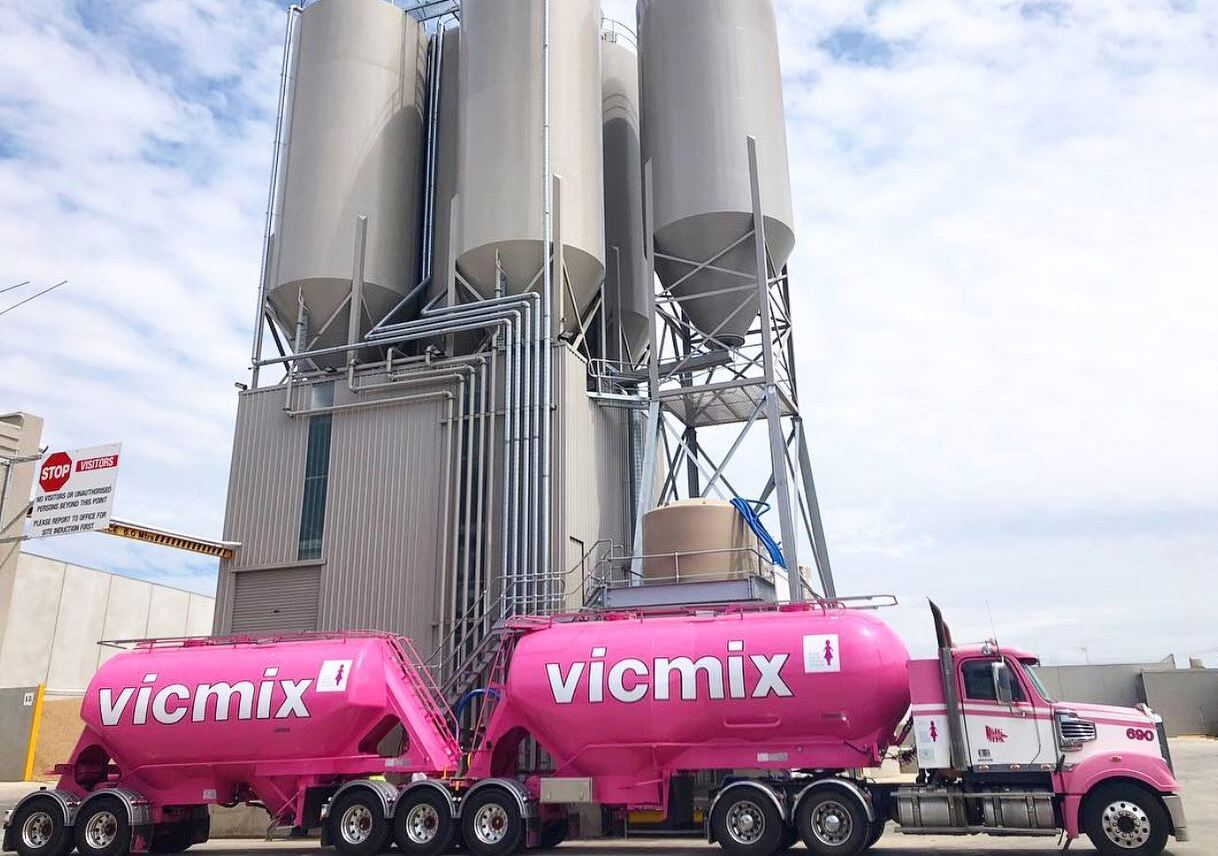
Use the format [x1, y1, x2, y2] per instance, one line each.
[601, 33, 649, 363]
[638, 0, 794, 346]
[429, 27, 461, 307]
[456, 0, 605, 324]
[216, 388, 311, 632]
[269, 0, 429, 354]
[556, 346, 632, 606]
[316, 384, 451, 652]
[231, 566, 322, 633]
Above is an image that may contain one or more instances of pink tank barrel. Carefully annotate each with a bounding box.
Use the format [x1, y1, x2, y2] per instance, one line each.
[473, 605, 911, 806]
[56, 634, 460, 816]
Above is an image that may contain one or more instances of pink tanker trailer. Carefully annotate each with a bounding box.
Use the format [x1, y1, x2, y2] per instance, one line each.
[3, 602, 1188, 856]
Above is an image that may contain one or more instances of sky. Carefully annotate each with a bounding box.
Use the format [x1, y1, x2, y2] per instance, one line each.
[1, 0, 1215, 665]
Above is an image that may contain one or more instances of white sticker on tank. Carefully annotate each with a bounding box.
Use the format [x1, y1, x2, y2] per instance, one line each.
[802, 634, 840, 673]
[316, 659, 352, 693]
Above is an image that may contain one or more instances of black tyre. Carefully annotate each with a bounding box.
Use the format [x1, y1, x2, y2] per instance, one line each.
[75, 796, 132, 856]
[775, 824, 800, 852]
[327, 790, 390, 856]
[795, 788, 869, 856]
[150, 823, 195, 854]
[460, 788, 523, 856]
[537, 817, 568, 849]
[1083, 783, 1170, 856]
[9, 796, 71, 856]
[710, 789, 784, 856]
[865, 818, 885, 850]
[394, 788, 456, 855]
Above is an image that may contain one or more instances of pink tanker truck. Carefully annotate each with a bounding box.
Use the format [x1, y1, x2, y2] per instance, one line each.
[3, 602, 1188, 856]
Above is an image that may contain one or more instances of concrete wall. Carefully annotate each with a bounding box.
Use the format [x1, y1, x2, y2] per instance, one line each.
[1141, 670, 1218, 737]
[0, 687, 37, 780]
[1036, 659, 1175, 709]
[0, 553, 214, 693]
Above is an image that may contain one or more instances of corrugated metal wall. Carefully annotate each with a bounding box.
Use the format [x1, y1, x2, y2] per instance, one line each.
[231, 566, 321, 633]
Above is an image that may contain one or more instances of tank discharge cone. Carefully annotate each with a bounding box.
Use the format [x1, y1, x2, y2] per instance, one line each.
[456, 0, 605, 332]
[639, 0, 795, 348]
[267, 0, 429, 365]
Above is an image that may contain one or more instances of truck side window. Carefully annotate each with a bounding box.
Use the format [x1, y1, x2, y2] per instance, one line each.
[962, 659, 1025, 702]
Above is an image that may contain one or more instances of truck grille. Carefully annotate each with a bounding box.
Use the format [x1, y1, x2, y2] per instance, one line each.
[1056, 711, 1097, 749]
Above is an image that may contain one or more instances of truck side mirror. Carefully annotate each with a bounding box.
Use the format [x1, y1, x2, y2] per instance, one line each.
[991, 661, 1014, 706]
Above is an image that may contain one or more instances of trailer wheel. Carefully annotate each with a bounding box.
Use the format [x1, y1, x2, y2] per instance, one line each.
[1083, 783, 1170, 856]
[327, 790, 389, 856]
[149, 823, 195, 854]
[795, 788, 869, 856]
[394, 788, 455, 855]
[75, 796, 132, 856]
[537, 817, 568, 850]
[710, 790, 783, 856]
[775, 824, 799, 852]
[864, 818, 885, 850]
[10, 796, 71, 856]
[460, 788, 523, 856]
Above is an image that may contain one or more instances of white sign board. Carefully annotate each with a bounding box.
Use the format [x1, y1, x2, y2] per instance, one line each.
[29, 443, 122, 538]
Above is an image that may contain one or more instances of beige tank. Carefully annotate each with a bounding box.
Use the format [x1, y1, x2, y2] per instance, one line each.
[642, 499, 762, 580]
[456, 0, 605, 331]
[268, 0, 429, 358]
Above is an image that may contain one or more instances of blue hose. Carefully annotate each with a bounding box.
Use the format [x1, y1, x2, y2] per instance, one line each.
[730, 497, 786, 569]
[454, 687, 501, 729]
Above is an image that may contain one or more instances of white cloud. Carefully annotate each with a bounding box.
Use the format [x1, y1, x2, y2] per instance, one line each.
[1, 0, 1215, 664]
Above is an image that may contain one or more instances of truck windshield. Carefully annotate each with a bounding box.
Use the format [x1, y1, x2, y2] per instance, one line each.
[1021, 659, 1053, 701]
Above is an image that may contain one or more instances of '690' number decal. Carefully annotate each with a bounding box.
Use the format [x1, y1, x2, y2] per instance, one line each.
[1126, 727, 1156, 741]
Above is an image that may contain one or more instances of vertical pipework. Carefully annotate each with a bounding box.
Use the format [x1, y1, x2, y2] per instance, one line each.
[539, 0, 554, 611]
[347, 216, 368, 366]
[419, 25, 445, 285]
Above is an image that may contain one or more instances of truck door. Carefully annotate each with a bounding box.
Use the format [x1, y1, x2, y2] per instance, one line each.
[957, 657, 1055, 768]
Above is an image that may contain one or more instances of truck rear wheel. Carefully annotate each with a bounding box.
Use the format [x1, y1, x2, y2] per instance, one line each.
[795, 788, 869, 856]
[327, 790, 389, 856]
[710, 790, 783, 856]
[394, 788, 455, 855]
[9, 796, 71, 856]
[75, 796, 132, 856]
[1083, 783, 1170, 856]
[150, 823, 195, 854]
[460, 788, 523, 856]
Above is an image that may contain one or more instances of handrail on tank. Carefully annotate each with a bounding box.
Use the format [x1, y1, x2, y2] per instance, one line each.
[97, 628, 406, 650]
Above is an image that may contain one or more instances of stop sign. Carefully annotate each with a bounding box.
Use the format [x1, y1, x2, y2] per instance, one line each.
[39, 451, 73, 493]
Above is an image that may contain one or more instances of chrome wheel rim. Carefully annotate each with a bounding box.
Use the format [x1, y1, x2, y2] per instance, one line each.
[21, 811, 55, 850]
[405, 803, 441, 845]
[473, 803, 509, 846]
[725, 799, 765, 845]
[85, 811, 119, 850]
[340, 804, 375, 845]
[811, 799, 853, 846]
[1102, 800, 1152, 849]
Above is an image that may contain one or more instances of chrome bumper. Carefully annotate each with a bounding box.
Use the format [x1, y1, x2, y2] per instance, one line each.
[1163, 795, 1188, 842]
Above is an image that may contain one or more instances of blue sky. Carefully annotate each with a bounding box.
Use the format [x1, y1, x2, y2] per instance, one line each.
[1, 0, 1216, 664]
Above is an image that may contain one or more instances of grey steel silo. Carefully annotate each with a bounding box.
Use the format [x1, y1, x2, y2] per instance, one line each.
[638, 0, 795, 347]
[268, 0, 429, 356]
[601, 25, 649, 363]
[456, 0, 605, 331]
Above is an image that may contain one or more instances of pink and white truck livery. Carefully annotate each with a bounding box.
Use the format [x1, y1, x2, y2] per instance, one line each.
[3, 601, 1188, 856]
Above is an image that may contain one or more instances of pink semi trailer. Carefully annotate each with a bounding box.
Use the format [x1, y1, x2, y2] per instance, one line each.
[3, 601, 1188, 856]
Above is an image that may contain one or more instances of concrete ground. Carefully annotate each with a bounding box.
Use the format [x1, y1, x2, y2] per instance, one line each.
[2, 737, 1213, 854]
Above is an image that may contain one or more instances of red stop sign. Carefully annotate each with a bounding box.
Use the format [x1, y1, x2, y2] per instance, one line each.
[39, 451, 73, 493]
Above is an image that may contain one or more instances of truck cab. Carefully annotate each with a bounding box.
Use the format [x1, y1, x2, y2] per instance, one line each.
[898, 604, 1188, 856]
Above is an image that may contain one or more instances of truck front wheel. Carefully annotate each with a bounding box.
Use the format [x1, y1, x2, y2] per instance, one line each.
[1083, 783, 1170, 856]
[795, 788, 869, 856]
[710, 790, 783, 856]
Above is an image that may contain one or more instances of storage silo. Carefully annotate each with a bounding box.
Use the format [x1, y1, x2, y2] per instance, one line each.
[268, 0, 429, 360]
[601, 25, 649, 363]
[638, 0, 795, 348]
[456, 0, 605, 332]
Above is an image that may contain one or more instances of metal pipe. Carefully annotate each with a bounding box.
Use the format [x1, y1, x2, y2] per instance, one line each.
[252, 5, 301, 387]
[539, 0, 554, 615]
[419, 25, 445, 285]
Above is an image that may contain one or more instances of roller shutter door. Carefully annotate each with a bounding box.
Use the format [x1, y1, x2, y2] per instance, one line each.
[230, 566, 321, 633]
